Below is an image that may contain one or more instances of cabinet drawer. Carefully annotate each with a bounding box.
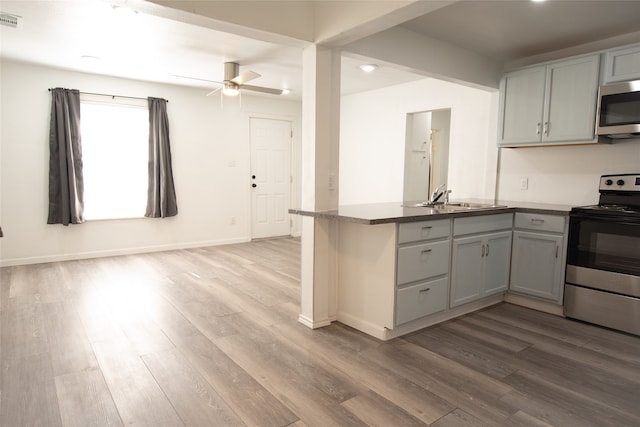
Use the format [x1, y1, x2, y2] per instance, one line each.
[396, 277, 448, 325]
[514, 213, 565, 233]
[453, 213, 513, 237]
[398, 219, 450, 244]
[397, 240, 450, 285]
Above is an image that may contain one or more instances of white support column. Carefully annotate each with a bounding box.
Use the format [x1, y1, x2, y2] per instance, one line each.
[298, 45, 341, 329]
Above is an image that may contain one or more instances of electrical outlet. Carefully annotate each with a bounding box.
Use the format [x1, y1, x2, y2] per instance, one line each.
[520, 177, 529, 190]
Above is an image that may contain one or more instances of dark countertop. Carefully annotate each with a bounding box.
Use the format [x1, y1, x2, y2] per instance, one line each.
[288, 199, 573, 225]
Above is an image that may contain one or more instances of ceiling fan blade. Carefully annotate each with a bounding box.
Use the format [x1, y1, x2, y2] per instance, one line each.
[206, 87, 222, 96]
[240, 84, 284, 95]
[172, 74, 223, 85]
[231, 70, 260, 85]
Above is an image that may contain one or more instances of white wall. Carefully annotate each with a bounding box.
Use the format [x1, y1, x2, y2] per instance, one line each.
[0, 61, 301, 266]
[345, 26, 502, 90]
[497, 142, 640, 205]
[339, 78, 499, 205]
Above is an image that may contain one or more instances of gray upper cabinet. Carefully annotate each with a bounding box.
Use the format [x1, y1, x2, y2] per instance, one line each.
[499, 66, 547, 145]
[499, 54, 600, 147]
[603, 43, 640, 83]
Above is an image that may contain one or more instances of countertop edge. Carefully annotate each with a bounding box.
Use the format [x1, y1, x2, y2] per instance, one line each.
[512, 207, 571, 216]
[289, 203, 570, 224]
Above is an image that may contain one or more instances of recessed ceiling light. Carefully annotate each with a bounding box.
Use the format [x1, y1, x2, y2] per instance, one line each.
[530, 0, 546, 3]
[359, 64, 378, 73]
[282, 88, 291, 95]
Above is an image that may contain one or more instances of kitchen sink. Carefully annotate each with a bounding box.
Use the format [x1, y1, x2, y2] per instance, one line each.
[403, 202, 508, 211]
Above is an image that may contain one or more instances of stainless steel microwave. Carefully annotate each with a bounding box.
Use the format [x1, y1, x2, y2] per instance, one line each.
[596, 80, 640, 140]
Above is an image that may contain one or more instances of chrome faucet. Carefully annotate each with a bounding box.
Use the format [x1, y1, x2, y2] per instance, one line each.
[429, 184, 447, 204]
[443, 190, 452, 205]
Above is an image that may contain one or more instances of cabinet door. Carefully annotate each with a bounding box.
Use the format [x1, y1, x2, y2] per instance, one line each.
[483, 231, 512, 296]
[450, 236, 484, 308]
[510, 231, 563, 302]
[544, 55, 600, 143]
[603, 44, 640, 83]
[499, 66, 546, 145]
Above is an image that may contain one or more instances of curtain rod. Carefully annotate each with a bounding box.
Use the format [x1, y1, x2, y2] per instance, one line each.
[48, 88, 168, 103]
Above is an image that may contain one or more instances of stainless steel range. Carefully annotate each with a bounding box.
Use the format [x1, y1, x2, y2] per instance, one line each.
[564, 173, 640, 335]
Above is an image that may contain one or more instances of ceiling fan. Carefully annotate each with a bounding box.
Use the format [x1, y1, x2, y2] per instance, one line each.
[177, 62, 285, 97]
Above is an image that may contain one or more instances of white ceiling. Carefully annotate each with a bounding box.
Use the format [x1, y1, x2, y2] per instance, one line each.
[2, 0, 640, 100]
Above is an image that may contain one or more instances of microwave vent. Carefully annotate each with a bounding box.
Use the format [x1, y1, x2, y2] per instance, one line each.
[0, 13, 20, 28]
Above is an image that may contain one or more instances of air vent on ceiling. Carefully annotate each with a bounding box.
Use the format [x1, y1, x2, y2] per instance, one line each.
[0, 13, 20, 28]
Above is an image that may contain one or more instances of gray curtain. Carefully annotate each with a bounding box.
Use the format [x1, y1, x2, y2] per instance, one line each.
[47, 88, 85, 225]
[145, 97, 177, 218]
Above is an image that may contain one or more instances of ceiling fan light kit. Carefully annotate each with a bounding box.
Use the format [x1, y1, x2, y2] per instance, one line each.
[222, 81, 240, 96]
[223, 62, 283, 95]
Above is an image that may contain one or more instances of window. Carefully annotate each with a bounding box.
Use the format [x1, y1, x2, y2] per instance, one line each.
[80, 96, 148, 220]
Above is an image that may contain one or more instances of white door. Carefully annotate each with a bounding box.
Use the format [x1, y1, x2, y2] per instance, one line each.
[250, 118, 292, 239]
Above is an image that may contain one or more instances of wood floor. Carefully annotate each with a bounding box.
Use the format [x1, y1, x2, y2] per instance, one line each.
[1, 237, 639, 426]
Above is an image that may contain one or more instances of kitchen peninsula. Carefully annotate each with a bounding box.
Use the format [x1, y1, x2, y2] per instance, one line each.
[290, 200, 572, 340]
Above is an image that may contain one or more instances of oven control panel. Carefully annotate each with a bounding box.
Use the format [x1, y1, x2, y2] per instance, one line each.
[600, 174, 640, 192]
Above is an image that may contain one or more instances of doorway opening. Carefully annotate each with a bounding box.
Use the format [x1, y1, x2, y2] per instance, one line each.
[403, 109, 451, 202]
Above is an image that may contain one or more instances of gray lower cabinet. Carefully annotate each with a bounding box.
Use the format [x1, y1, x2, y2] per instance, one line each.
[395, 219, 451, 325]
[509, 213, 567, 304]
[335, 209, 566, 341]
[395, 277, 448, 325]
[450, 213, 513, 308]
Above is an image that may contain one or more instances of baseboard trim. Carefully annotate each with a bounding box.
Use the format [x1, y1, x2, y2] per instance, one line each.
[0, 237, 251, 267]
[336, 311, 390, 340]
[297, 314, 333, 329]
[504, 292, 564, 316]
[337, 294, 505, 341]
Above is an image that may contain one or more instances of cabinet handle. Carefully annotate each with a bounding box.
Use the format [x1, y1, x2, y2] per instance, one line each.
[419, 288, 431, 293]
[481, 244, 485, 257]
[421, 226, 432, 230]
[544, 121, 549, 136]
[536, 122, 541, 135]
[555, 245, 559, 258]
[421, 249, 432, 254]
[486, 243, 490, 257]
[531, 218, 545, 225]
